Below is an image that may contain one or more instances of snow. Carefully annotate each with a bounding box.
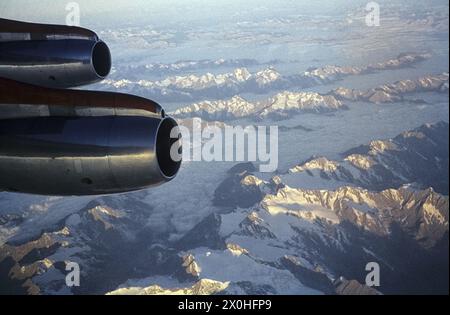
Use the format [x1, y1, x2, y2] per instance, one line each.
[185, 248, 323, 294]
[262, 186, 340, 224]
[290, 157, 340, 173]
[107, 278, 230, 295]
[423, 199, 447, 225]
[173, 91, 343, 121]
[226, 243, 249, 256]
[0, 194, 95, 245]
[345, 154, 376, 170]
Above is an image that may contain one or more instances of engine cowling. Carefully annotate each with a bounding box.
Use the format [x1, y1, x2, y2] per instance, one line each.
[0, 115, 181, 195]
[0, 18, 111, 88]
[0, 77, 182, 196]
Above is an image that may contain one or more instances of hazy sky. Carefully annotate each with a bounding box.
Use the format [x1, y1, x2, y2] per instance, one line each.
[1, 0, 448, 32]
[0, 0, 369, 27]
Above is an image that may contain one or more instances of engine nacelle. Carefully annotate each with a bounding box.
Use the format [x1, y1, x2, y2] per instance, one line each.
[0, 116, 181, 195]
[0, 18, 111, 88]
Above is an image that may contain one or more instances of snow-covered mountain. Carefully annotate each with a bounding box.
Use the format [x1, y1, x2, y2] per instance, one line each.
[330, 73, 449, 103]
[171, 71, 448, 121]
[98, 67, 284, 102]
[172, 92, 344, 121]
[111, 58, 282, 78]
[303, 53, 430, 84]
[104, 160, 448, 294]
[285, 121, 449, 194]
[96, 53, 428, 103]
[1, 123, 447, 295]
[209, 179, 447, 294]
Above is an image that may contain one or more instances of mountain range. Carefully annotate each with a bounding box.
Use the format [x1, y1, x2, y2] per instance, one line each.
[97, 53, 429, 103]
[0, 122, 447, 295]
